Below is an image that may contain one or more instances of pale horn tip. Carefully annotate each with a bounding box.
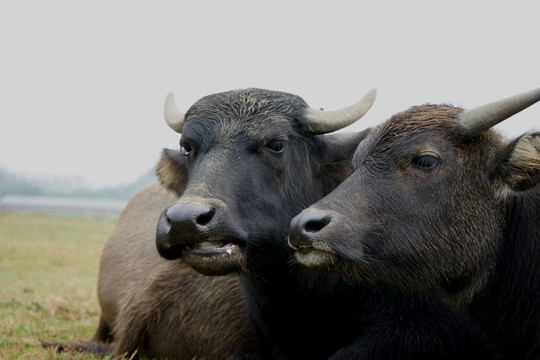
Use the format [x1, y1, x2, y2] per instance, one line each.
[164, 92, 185, 133]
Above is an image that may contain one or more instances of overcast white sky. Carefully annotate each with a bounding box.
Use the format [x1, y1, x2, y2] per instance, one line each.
[1, 1, 539, 188]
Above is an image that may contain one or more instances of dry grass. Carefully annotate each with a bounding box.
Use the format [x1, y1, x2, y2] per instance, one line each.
[0, 212, 116, 359]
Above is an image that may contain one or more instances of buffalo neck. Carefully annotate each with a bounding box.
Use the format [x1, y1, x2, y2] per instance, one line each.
[467, 186, 540, 358]
[238, 248, 372, 359]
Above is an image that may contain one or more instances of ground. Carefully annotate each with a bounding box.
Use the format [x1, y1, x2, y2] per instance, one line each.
[0, 212, 115, 359]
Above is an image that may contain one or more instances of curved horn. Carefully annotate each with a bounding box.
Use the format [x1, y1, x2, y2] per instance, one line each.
[305, 89, 377, 135]
[458, 87, 540, 134]
[164, 92, 185, 133]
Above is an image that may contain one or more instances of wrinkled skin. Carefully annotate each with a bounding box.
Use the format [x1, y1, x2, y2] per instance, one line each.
[157, 89, 492, 359]
[46, 150, 257, 359]
[290, 103, 540, 359]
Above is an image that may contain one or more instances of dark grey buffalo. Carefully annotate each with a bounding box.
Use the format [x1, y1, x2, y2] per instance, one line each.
[289, 87, 540, 359]
[47, 150, 257, 359]
[156, 88, 492, 359]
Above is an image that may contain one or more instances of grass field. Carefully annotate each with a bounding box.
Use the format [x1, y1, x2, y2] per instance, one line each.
[0, 212, 116, 359]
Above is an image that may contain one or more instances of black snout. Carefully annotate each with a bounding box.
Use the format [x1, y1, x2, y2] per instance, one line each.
[156, 203, 216, 260]
[167, 203, 216, 229]
[288, 208, 331, 249]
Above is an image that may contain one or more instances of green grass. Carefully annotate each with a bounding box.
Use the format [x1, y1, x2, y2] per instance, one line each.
[0, 212, 116, 359]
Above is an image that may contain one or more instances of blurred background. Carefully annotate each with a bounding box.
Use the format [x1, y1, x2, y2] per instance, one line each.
[1, 0, 539, 217]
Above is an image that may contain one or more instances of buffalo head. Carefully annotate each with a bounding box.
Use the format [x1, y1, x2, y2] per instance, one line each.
[156, 88, 375, 275]
[289, 87, 540, 305]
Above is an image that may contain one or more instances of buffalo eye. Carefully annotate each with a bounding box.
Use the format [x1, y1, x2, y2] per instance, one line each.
[265, 140, 285, 154]
[180, 142, 193, 156]
[410, 153, 440, 170]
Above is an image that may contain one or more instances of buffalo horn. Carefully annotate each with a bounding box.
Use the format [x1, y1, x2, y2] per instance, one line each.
[458, 87, 540, 134]
[164, 92, 186, 133]
[305, 89, 377, 134]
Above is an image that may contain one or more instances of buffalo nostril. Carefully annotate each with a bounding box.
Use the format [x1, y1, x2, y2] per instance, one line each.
[196, 208, 216, 226]
[166, 203, 215, 229]
[156, 208, 182, 260]
[303, 216, 331, 233]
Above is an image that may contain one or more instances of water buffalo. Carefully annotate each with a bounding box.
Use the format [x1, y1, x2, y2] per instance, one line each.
[156, 88, 492, 358]
[289, 87, 540, 359]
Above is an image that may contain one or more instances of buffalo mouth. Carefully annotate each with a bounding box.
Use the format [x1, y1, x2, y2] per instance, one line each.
[184, 238, 241, 257]
[181, 237, 246, 276]
[290, 239, 339, 271]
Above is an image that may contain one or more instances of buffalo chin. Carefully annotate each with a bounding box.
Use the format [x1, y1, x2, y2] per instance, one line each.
[294, 248, 339, 273]
[182, 245, 244, 276]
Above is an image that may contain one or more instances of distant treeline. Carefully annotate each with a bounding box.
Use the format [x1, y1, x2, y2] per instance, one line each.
[0, 167, 156, 200]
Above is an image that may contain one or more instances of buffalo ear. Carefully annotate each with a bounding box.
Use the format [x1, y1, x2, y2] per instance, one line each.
[320, 128, 372, 183]
[497, 132, 540, 193]
[155, 148, 188, 196]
